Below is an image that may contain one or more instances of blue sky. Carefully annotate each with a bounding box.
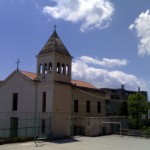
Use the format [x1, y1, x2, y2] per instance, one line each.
[0, 0, 150, 98]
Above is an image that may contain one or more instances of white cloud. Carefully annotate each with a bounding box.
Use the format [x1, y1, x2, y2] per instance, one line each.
[79, 56, 128, 67]
[72, 57, 148, 91]
[129, 10, 150, 56]
[43, 0, 114, 32]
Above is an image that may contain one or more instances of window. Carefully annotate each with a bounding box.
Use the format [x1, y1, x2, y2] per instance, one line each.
[41, 119, 46, 133]
[61, 64, 65, 74]
[74, 100, 78, 113]
[39, 64, 43, 74]
[66, 65, 69, 75]
[56, 63, 60, 73]
[44, 63, 48, 74]
[49, 62, 52, 72]
[86, 101, 90, 113]
[97, 102, 101, 113]
[12, 93, 18, 111]
[42, 92, 46, 112]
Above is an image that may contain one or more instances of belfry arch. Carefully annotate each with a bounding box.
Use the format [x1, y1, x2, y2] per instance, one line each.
[36, 28, 72, 83]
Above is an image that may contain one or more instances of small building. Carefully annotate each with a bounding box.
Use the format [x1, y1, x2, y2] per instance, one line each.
[0, 29, 147, 138]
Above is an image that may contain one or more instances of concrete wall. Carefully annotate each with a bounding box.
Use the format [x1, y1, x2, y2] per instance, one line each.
[0, 72, 35, 113]
[37, 82, 54, 113]
[51, 83, 72, 137]
[0, 71, 128, 138]
[54, 54, 72, 83]
[0, 72, 53, 138]
[0, 72, 36, 137]
[73, 116, 128, 136]
[37, 53, 72, 83]
[72, 88, 105, 117]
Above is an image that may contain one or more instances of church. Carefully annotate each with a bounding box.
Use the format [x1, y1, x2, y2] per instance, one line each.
[0, 29, 147, 138]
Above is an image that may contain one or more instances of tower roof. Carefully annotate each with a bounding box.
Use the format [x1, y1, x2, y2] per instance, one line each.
[38, 30, 72, 57]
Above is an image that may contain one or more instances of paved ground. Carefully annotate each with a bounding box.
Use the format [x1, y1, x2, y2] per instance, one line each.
[0, 135, 150, 150]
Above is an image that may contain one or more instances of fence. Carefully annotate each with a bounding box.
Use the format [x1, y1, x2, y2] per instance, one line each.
[0, 112, 51, 139]
[0, 112, 72, 139]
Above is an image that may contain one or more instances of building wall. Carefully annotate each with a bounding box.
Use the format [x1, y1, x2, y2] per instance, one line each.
[0, 72, 128, 138]
[105, 99, 122, 116]
[73, 116, 128, 136]
[0, 73, 36, 112]
[37, 53, 72, 83]
[51, 83, 72, 137]
[37, 82, 54, 113]
[72, 88, 105, 117]
[0, 73, 36, 138]
[54, 54, 72, 83]
[71, 88, 128, 137]
[36, 53, 55, 81]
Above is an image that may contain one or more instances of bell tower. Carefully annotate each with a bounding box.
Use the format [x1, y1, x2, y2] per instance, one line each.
[36, 28, 73, 137]
[36, 28, 72, 83]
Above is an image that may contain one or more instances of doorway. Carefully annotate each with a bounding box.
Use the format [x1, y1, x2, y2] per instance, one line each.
[10, 117, 18, 138]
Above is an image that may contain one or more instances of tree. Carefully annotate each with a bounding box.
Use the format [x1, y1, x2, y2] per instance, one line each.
[127, 93, 148, 129]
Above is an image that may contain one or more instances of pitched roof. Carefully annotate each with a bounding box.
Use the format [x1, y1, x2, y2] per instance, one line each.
[38, 30, 72, 57]
[19, 70, 96, 89]
[71, 80, 97, 89]
[19, 70, 36, 80]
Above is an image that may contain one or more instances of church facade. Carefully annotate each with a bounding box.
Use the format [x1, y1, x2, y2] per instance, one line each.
[0, 30, 147, 138]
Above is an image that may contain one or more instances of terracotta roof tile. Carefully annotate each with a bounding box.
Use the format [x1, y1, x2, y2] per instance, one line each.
[71, 80, 97, 89]
[20, 70, 36, 80]
[19, 70, 96, 89]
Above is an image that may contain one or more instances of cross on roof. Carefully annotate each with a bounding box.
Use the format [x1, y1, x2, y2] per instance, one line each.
[16, 59, 21, 70]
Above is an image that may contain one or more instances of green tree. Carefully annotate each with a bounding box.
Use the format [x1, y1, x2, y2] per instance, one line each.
[127, 93, 148, 129]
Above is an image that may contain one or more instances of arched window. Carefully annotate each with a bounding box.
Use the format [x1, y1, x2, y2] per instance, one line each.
[56, 63, 60, 73]
[44, 63, 48, 74]
[49, 62, 52, 72]
[61, 64, 65, 74]
[39, 64, 43, 74]
[66, 65, 69, 75]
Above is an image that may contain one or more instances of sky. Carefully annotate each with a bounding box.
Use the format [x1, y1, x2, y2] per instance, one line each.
[0, 0, 150, 99]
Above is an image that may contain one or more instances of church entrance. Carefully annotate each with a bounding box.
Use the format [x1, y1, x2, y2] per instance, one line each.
[10, 117, 18, 138]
